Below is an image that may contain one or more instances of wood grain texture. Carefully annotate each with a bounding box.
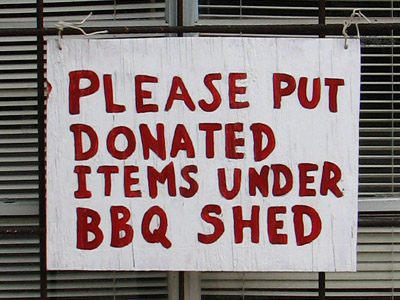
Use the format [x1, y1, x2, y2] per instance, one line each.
[46, 37, 360, 271]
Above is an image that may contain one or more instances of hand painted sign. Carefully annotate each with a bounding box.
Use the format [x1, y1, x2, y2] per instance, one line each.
[46, 37, 360, 271]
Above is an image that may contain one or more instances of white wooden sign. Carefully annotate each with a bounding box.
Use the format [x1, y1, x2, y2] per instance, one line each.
[46, 37, 360, 271]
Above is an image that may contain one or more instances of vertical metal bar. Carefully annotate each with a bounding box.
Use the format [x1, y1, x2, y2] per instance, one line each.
[318, 3, 326, 299]
[177, 0, 183, 37]
[391, 1, 395, 196]
[177, 0, 184, 293]
[36, 0, 47, 298]
[319, 0, 326, 38]
[318, 272, 326, 300]
[179, 271, 184, 300]
[318, 2, 326, 299]
[166, 0, 177, 27]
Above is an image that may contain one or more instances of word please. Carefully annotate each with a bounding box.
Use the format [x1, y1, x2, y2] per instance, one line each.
[76, 204, 322, 250]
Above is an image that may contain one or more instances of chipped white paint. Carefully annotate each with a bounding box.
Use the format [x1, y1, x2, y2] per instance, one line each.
[46, 37, 360, 271]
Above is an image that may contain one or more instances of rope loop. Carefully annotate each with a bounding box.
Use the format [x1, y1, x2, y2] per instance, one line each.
[55, 13, 108, 50]
[342, 9, 371, 49]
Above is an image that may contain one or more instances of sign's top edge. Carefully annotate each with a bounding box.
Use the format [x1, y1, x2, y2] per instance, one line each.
[47, 36, 360, 49]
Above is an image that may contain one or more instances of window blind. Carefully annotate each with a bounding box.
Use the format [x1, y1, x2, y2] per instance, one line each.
[43, 1, 169, 299]
[198, 1, 400, 299]
[0, 3, 41, 297]
[198, 0, 400, 198]
[326, 220, 400, 298]
[0, 202, 39, 299]
[358, 35, 400, 197]
[0, 1, 169, 299]
[202, 272, 319, 299]
[1, 0, 400, 298]
[47, 271, 168, 299]
[198, 0, 319, 25]
[43, 0, 166, 28]
[201, 220, 400, 299]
